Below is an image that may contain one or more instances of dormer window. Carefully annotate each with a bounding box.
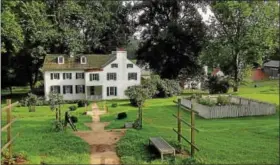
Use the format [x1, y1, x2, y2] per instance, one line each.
[58, 56, 64, 64]
[80, 56, 87, 64]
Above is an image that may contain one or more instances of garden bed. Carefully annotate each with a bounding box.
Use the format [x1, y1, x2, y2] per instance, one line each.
[182, 95, 276, 119]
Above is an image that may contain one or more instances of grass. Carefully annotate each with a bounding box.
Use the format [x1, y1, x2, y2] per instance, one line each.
[100, 80, 279, 164]
[1, 103, 92, 164]
[230, 80, 279, 105]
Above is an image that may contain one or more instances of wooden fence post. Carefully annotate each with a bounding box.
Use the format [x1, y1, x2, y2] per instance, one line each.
[7, 99, 12, 159]
[191, 102, 195, 157]
[177, 99, 182, 148]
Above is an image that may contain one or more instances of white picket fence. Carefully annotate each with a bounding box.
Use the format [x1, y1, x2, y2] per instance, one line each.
[181, 96, 276, 119]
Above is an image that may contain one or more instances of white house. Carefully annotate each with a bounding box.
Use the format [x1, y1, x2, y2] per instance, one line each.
[42, 49, 141, 100]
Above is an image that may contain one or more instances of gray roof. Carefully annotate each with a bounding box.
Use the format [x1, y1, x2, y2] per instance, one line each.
[263, 60, 280, 68]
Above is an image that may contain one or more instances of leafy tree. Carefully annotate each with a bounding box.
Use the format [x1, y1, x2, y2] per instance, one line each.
[125, 85, 154, 129]
[48, 91, 64, 122]
[1, 0, 23, 54]
[132, 0, 207, 79]
[23, 93, 39, 112]
[201, 1, 279, 92]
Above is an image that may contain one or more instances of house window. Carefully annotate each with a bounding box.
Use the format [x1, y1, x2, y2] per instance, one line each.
[127, 64, 133, 68]
[107, 87, 117, 96]
[50, 73, 60, 80]
[111, 63, 118, 68]
[50, 86, 60, 94]
[75, 85, 85, 94]
[128, 73, 137, 80]
[58, 56, 64, 64]
[90, 74, 99, 81]
[107, 73, 117, 80]
[63, 85, 73, 94]
[76, 73, 84, 79]
[63, 73, 72, 79]
[81, 56, 87, 64]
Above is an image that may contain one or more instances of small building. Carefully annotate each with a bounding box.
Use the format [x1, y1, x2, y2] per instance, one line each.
[251, 67, 268, 81]
[42, 49, 141, 100]
[263, 60, 279, 79]
[211, 68, 224, 77]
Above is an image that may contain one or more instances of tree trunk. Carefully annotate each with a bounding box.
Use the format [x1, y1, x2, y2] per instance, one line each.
[9, 86, 12, 95]
[56, 108, 58, 121]
[139, 106, 142, 129]
[59, 104, 61, 122]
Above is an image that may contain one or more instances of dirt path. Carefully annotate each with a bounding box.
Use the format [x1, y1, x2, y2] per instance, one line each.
[74, 103, 125, 164]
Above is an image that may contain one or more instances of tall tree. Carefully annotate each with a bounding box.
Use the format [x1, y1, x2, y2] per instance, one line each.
[133, 0, 207, 79]
[201, 1, 279, 92]
[16, 0, 55, 90]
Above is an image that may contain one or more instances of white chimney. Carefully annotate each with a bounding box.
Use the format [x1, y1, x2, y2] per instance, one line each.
[203, 65, 208, 75]
[116, 48, 127, 60]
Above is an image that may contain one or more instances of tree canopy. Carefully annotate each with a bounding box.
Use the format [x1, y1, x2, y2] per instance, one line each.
[200, 1, 279, 91]
[133, 0, 207, 79]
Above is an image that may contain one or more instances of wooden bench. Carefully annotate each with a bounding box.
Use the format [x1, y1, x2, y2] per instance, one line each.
[149, 137, 175, 161]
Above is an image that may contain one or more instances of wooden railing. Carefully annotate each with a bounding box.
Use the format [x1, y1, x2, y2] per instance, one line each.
[1, 99, 19, 161]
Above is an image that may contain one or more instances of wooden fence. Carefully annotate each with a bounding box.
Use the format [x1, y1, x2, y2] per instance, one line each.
[1, 99, 19, 162]
[182, 96, 276, 119]
[173, 99, 199, 157]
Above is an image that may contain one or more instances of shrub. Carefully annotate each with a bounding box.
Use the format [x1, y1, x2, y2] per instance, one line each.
[207, 76, 230, 94]
[125, 85, 154, 107]
[117, 112, 127, 120]
[70, 116, 78, 123]
[64, 100, 80, 104]
[77, 100, 89, 107]
[112, 103, 118, 107]
[69, 105, 77, 111]
[217, 96, 230, 105]
[198, 97, 216, 106]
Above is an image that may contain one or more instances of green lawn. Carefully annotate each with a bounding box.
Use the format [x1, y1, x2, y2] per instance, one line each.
[100, 80, 279, 164]
[230, 80, 279, 105]
[1, 80, 278, 164]
[1, 103, 92, 164]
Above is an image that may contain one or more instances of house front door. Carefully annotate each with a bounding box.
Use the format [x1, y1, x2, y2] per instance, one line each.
[90, 86, 95, 95]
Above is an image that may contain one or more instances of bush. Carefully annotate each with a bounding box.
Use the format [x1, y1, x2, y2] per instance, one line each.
[64, 100, 80, 104]
[77, 100, 89, 107]
[69, 105, 77, 111]
[70, 116, 78, 123]
[117, 112, 127, 120]
[207, 76, 230, 94]
[198, 97, 216, 106]
[150, 75, 182, 98]
[217, 96, 230, 105]
[112, 103, 118, 107]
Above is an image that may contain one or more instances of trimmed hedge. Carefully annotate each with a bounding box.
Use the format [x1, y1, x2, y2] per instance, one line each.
[69, 105, 77, 111]
[117, 112, 127, 120]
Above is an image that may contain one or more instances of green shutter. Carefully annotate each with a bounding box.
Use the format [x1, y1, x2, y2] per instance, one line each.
[83, 85, 85, 93]
[75, 85, 78, 94]
[115, 87, 117, 96]
[70, 73, 72, 79]
[51, 73, 53, 80]
[70, 86, 73, 94]
[58, 86, 61, 94]
[63, 86, 66, 94]
[63, 73, 65, 79]
[97, 74, 99, 81]
[107, 87, 109, 96]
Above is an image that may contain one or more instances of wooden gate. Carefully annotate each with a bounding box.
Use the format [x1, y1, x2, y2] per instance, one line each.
[173, 98, 199, 157]
[1, 99, 20, 161]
